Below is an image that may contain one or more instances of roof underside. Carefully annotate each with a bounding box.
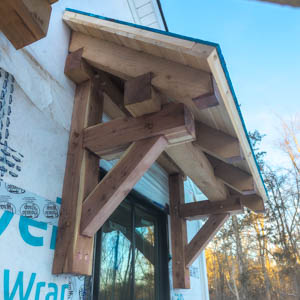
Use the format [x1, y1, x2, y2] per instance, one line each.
[63, 9, 268, 208]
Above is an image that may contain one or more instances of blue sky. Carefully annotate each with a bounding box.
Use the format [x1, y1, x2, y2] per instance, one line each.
[160, 0, 300, 165]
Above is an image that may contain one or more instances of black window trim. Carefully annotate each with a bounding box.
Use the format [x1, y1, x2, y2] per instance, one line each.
[89, 168, 170, 300]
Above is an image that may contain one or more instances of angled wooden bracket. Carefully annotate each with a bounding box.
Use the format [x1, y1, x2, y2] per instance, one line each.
[81, 135, 168, 237]
[169, 174, 232, 289]
[185, 214, 229, 267]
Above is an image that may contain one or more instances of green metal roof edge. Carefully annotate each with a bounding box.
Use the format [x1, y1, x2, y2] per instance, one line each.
[65, 8, 268, 197]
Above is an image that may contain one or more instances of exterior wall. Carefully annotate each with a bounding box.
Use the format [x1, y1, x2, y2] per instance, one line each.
[0, 1, 209, 299]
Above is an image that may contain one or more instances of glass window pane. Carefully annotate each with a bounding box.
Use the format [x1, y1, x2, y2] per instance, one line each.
[99, 204, 133, 300]
[134, 207, 156, 300]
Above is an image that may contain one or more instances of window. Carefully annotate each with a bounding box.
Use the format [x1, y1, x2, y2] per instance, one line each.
[92, 192, 170, 300]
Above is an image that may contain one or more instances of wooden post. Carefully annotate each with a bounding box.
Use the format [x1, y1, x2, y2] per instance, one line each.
[169, 174, 190, 289]
[52, 79, 103, 275]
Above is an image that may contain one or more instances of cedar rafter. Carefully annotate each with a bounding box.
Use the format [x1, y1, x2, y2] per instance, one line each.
[207, 154, 256, 195]
[194, 121, 243, 163]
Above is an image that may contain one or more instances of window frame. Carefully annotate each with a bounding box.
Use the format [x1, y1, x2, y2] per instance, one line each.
[90, 185, 170, 300]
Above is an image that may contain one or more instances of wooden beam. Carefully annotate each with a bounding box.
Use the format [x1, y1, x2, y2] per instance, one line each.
[208, 155, 256, 195]
[194, 121, 243, 163]
[0, 0, 52, 49]
[96, 71, 131, 118]
[84, 103, 195, 158]
[52, 79, 103, 275]
[192, 77, 220, 110]
[241, 194, 265, 213]
[69, 32, 213, 114]
[166, 143, 228, 201]
[64, 48, 95, 84]
[81, 136, 168, 237]
[92, 74, 187, 178]
[180, 197, 243, 220]
[169, 174, 190, 289]
[157, 152, 186, 178]
[185, 214, 229, 267]
[124, 72, 161, 117]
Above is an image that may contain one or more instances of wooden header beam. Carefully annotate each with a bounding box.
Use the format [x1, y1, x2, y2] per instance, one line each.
[84, 103, 195, 158]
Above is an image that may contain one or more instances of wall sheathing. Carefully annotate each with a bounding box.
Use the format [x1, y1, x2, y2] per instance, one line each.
[0, 1, 209, 299]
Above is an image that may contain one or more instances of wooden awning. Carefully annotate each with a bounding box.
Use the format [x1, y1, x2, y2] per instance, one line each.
[63, 8, 267, 207]
[52, 9, 268, 287]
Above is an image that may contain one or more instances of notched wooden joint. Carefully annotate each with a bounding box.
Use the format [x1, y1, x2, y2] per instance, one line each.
[124, 72, 162, 117]
[192, 76, 220, 110]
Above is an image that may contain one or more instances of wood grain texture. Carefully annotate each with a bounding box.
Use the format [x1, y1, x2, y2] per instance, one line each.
[207, 49, 267, 207]
[63, 11, 268, 210]
[124, 72, 161, 117]
[0, 0, 52, 49]
[64, 48, 94, 84]
[166, 142, 228, 201]
[192, 77, 220, 110]
[240, 194, 265, 213]
[96, 71, 131, 118]
[169, 174, 190, 289]
[194, 121, 243, 163]
[185, 214, 229, 267]
[180, 197, 243, 220]
[52, 79, 103, 275]
[69, 31, 213, 121]
[81, 136, 168, 237]
[83, 103, 195, 157]
[208, 155, 255, 195]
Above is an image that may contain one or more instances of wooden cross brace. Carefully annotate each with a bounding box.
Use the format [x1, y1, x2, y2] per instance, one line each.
[169, 174, 264, 289]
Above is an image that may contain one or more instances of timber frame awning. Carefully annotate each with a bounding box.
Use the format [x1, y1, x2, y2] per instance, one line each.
[53, 9, 268, 288]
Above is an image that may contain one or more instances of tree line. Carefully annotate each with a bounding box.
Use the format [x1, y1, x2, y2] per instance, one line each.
[206, 119, 300, 300]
